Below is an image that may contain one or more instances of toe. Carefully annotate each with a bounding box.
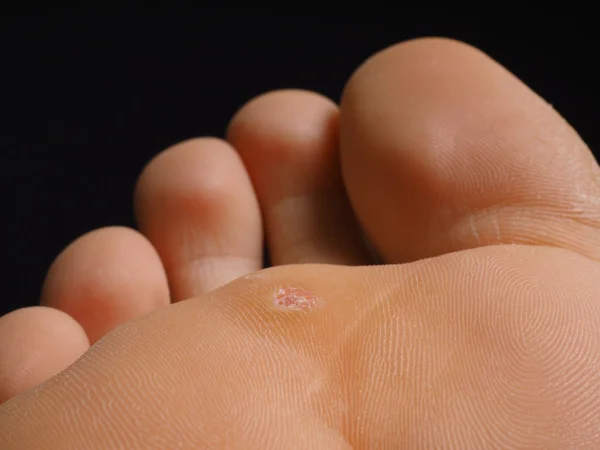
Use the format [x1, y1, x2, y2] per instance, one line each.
[135, 138, 263, 301]
[340, 37, 600, 262]
[228, 90, 371, 265]
[0, 306, 88, 403]
[41, 226, 169, 343]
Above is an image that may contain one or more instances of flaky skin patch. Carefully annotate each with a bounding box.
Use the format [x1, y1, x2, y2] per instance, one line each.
[274, 287, 317, 311]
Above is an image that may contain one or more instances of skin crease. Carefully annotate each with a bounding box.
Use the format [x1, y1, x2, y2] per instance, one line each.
[2, 37, 600, 448]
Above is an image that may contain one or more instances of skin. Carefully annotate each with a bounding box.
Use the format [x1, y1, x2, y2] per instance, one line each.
[1, 37, 600, 448]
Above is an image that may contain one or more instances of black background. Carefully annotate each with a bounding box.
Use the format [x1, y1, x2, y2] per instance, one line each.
[1, 14, 597, 316]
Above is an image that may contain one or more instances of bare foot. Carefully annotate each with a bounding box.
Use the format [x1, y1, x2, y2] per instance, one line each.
[2, 38, 600, 449]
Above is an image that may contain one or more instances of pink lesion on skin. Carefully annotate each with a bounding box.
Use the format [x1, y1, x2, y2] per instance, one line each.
[274, 286, 317, 311]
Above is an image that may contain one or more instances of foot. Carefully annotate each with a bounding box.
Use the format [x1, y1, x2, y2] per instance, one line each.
[2, 38, 600, 448]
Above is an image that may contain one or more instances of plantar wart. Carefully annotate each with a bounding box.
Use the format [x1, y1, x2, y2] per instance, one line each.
[274, 287, 317, 311]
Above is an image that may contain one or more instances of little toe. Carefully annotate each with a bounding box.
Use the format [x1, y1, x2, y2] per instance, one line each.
[0, 306, 88, 403]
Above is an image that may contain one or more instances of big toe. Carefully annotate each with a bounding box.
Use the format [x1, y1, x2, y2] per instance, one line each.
[340, 37, 600, 263]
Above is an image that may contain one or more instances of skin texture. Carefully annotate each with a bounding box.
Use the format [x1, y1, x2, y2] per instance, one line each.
[2, 37, 600, 448]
